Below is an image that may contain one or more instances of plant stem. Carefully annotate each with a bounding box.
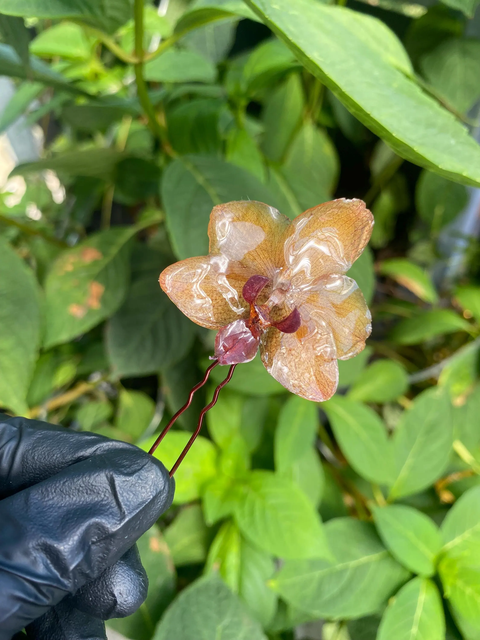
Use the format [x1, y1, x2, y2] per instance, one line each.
[364, 154, 404, 207]
[0, 213, 68, 248]
[101, 184, 115, 230]
[453, 440, 480, 475]
[28, 380, 98, 418]
[74, 22, 138, 64]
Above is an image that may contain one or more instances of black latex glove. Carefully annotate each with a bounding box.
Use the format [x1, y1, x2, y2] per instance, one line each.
[0, 415, 174, 640]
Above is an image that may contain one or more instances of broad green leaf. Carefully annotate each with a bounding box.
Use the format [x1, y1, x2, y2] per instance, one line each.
[421, 39, 480, 115]
[337, 346, 372, 388]
[183, 20, 236, 64]
[388, 388, 453, 499]
[43, 227, 132, 348]
[451, 389, 480, 452]
[281, 122, 339, 210]
[323, 396, 395, 485]
[442, 563, 480, 640]
[167, 98, 222, 156]
[142, 432, 217, 504]
[347, 616, 381, 640]
[0, 239, 42, 415]
[164, 505, 209, 566]
[62, 102, 137, 133]
[347, 247, 375, 305]
[0, 15, 29, 67]
[207, 389, 243, 449]
[272, 519, 409, 619]
[108, 526, 175, 640]
[280, 447, 324, 508]
[203, 474, 242, 525]
[0, 0, 134, 33]
[372, 505, 442, 576]
[106, 276, 194, 378]
[219, 434, 251, 479]
[441, 485, 480, 563]
[377, 578, 445, 640]
[438, 339, 480, 402]
[390, 309, 472, 345]
[205, 520, 242, 591]
[380, 258, 438, 304]
[30, 22, 93, 60]
[144, 49, 216, 84]
[115, 389, 155, 442]
[153, 574, 267, 640]
[264, 166, 303, 219]
[75, 400, 113, 431]
[12, 148, 125, 181]
[243, 39, 298, 95]
[208, 354, 286, 396]
[174, 0, 259, 35]
[440, 0, 479, 17]
[416, 170, 469, 234]
[455, 286, 480, 324]
[27, 351, 77, 407]
[246, 0, 480, 187]
[234, 470, 329, 560]
[262, 73, 304, 162]
[275, 395, 318, 472]
[0, 81, 43, 133]
[348, 360, 409, 403]
[0, 44, 86, 94]
[162, 155, 283, 259]
[226, 126, 265, 181]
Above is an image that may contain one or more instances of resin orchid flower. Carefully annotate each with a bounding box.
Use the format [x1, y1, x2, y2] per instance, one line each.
[159, 199, 373, 402]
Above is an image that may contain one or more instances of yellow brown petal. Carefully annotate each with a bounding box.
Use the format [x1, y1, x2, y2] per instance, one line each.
[283, 198, 373, 287]
[305, 275, 372, 360]
[159, 255, 250, 330]
[260, 310, 338, 402]
[208, 200, 291, 277]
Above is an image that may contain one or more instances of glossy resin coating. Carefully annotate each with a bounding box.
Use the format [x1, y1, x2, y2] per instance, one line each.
[159, 199, 373, 402]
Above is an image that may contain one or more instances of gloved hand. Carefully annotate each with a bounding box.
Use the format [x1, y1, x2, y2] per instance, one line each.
[0, 414, 174, 640]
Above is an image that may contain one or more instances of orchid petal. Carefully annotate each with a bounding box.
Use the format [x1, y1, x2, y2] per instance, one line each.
[208, 201, 291, 277]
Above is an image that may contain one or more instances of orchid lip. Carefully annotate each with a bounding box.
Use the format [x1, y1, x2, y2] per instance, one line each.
[242, 275, 270, 304]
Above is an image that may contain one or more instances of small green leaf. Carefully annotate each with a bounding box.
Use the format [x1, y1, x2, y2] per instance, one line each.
[372, 505, 442, 577]
[273, 519, 409, 619]
[203, 475, 242, 525]
[115, 389, 155, 442]
[439, 0, 480, 17]
[390, 309, 471, 345]
[441, 485, 480, 563]
[275, 395, 318, 472]
[380, 258, 438, 304]
[153, 574, 267, 640]
[27, 351, 78, 407]
[106, 276, 194, 378]
[348, 360, 409, 403]
[167, 99, 223, 156]
[0, 15, 29, 67]
[12, 148, 125, 181]
[205, 520, 242, 591]
[30, 22, 93, 60]
[377, 577, 445, 640]
[145, 48, 216, 84]
[0, 239, 42, 415]
[416, 170, 468, 234]
[108, 526, 175, 640]
[164, 505, 209, 567]
[455, 286, 480, 324]
[323, 396, 395, 485]
[234, 470, 329, 560]
[246, 0, 480, 187]
[243, 38, 298, 95]
[388, 388, 453, 499]
[226, 126, 265, 181]
[142, 432, 217, 504]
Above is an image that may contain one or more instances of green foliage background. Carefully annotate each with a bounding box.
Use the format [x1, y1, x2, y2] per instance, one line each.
[1, 0, 480, 638]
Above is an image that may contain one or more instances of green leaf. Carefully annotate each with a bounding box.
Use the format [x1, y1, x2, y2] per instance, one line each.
[30, 22, 93, 60]
[161, 352, 204, 432]
[441, 485, 480, 563]
[280, 448, 324, 508]
[438, 340, 480, 402]
[323, 396, 395, 485]
[108, 526, 175, 640]
[272, 519, 409, 618]
[75, 400, 113, 431]
[455, 286, 480, 324]
[261, 73, 304, 162]
[142, 431, 217, 504]
[115, 389, 155, 442]
[422, 38, 480, 112]
[440, 0, 479, 17]
[246, 0, 480, 187]
[205, 520, 242, 591]
[337, 346, 372, 388]
[162, 155, 284, 259]
[106, 276, 194, 378]
[441, 560, 480, 640]
[390, 309, 472, 345]
[234, 470, 330, 560]
[243, 38, 298, 95]
[208, 353, 286, 396]
[0, 239, 42, 414]
[281, 122, 339, 210]
[372, 505, 442, 576]
[203, 475, 242, 525]
[0, 15, 29, 67]
[43, 227, 133, 348]
[274, 395, 318, 472]
[0, 0, 134, 34]
[164, 505, 209, 567]
[347, 247, 375, 305]
[183, 20, 236, 64]
[144, 49, 216, 84]
[379, 258, 438, 304]
[174, 0, 259, 35]
[12, 148, 125, 181]
[348, 360, 409, 403]
[167, 98, 222, 156]
[388, 388, 453, 499]
[452, 390, 480, 452]
[153, 574, 267, 640]
[416, 170, 469, 234]
[0, 81, 43, 133]
[27, 351, 77, 407]
[377, 577, 445, 640]
[226, 126, 265, 181]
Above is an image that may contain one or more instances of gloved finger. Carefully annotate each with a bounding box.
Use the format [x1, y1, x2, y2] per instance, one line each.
[25, 600, 106, 640]
[0, 444, 174, 639]
[0, 415, 144, 498]
[69, 545, 148, 620]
